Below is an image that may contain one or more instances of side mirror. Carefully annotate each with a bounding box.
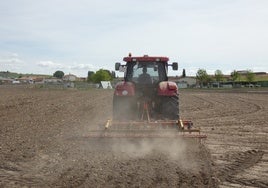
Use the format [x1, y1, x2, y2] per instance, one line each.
[172, 62, 178, 70]
[115, 62, 121, 71]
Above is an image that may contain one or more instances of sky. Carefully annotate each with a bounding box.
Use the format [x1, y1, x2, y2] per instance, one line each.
[0, 0, 268, 77]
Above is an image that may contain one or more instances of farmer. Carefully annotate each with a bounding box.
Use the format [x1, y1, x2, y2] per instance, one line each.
[138, 67, 152, 84]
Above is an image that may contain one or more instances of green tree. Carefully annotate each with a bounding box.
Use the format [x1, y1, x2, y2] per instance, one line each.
[196, 69, 209, 88]
[230, 70, 240, 81]
[91, 69, 112, 83]
[53, 70, 64, 78]
[245, 70, 255, 84]
[214, 70, 223, 82]
[102, 69, 116, 79]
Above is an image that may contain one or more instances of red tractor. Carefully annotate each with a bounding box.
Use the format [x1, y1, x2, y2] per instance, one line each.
[113, 54, 180, 122]
[89, 54, 206, 139]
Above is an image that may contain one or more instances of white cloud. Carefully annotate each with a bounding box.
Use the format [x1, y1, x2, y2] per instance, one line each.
[37, 61, 64, 69]
[0, 57, 22, 65]
[0, 52, 23, 65]
[0, 52, 25, 73]
[71, 63, 96, 70]
[36, 61, 100, 76]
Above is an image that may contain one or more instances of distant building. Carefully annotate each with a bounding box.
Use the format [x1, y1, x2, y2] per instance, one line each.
[236, 70, 267, 75]
[177, 81, 188, 89]
[77, 77, 87, 82]
[12, 80, 20, 84]
[0, 77, 13, 84]
[169, 76, 197, 88]
[17, 76, 33, 83]
[18, 76, 46, 84]
[44, 78, 62, 83]
[236, 70, 249, 75]
[63, 74, 77, 82]
[254, 72, 267, 75]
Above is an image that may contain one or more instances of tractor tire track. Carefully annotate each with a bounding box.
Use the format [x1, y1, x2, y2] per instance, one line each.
[217, 150, 264, 179]
[217, 150, 267, 188]
[180, 90, 268, 188]
[189, 94, 262, 121]
[0, 163, 45, 187]
[228, 178, 268, 188]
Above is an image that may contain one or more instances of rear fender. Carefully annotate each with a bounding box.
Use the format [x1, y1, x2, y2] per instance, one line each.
[158, 81, 178, 96]
[114, 81, 135, 96]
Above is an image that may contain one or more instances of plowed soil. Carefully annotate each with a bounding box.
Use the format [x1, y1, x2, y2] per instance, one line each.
[0, 86, 267, 187]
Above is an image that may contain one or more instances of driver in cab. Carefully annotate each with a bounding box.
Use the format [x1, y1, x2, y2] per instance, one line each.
[138, 67, 152, 84]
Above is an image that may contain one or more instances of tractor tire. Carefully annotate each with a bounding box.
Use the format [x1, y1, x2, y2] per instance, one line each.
[113, 96, 137, 120]
[161, 95, 179, 120]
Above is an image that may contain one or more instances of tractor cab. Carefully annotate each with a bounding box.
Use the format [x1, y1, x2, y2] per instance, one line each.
[125, 62, 167, 85]
[115, 54, 178, 85]
[115, 54, 178, 99]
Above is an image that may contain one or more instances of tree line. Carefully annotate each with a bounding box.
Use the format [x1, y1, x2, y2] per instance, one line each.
[195, 69, 255, 87]
[53, 69, 115, 83]
[53, 68, 255, 86]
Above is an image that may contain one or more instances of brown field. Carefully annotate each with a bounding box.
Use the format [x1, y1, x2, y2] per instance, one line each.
[0, 86, 267, 187]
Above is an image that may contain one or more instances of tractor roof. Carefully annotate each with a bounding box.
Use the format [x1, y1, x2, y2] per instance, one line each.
[123, 55, 169, 62]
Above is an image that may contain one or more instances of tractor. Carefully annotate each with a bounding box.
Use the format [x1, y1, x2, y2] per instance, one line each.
[89, 54, 206, 139]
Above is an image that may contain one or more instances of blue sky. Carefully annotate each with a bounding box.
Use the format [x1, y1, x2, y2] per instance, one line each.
[0, 0, 268, 77]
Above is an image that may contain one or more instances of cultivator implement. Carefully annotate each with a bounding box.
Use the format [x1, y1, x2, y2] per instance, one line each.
[87, 119, 207, 139]
[88, 100, 206, 140]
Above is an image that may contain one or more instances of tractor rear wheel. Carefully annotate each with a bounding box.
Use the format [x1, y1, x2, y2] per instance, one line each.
[161, 95, 179, 120]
